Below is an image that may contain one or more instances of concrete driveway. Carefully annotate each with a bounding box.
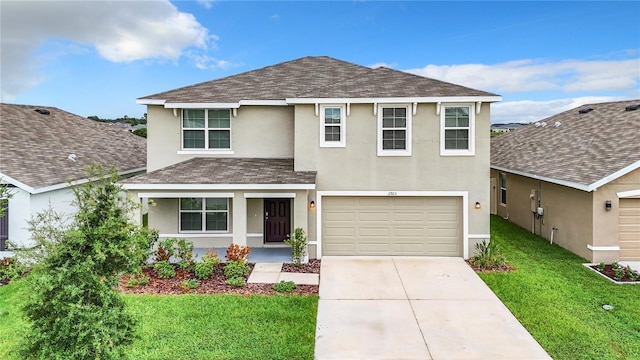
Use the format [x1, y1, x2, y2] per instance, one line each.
[314, 256, 551, 360]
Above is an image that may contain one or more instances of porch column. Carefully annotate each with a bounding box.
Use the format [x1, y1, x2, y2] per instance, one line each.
[233, 192, 247, 246]
[293, 190, 308, 231]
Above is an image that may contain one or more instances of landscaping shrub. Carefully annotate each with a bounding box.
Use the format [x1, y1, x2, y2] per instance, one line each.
[224, 260, 251, 279]
[125, 273, 150, 288]
[226, 244, 250, 262]
[154, 238, 176, 262]
[194, 252, 220, 280]
[226, 276, 245, 287]
[180, 279, 200, 290]
[18, 165, 155, 360]
[273, 280, 297, 293]
[174, 238, 196, 270]
[0, 257, 27, 283]
[469, 240, 508, 270]
[153, 260, 176, 279]
[285, 227, 308, 266]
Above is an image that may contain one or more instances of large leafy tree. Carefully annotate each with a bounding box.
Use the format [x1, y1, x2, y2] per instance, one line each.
[20, 165, 156, 359]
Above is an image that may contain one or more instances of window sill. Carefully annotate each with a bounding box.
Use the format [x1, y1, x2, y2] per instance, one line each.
[440, 150, 475, 157]
[320, 142, 346, 148]
[377, 151, 412, 157]
[162, 233, 231, 238]
[177, 150, 234, 155]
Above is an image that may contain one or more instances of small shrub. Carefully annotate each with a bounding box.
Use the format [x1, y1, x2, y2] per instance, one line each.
[194, 252, 220, 280]
[0, 257, 27, 283]
[224, 260, 251, 279]
[153, 260, 176, 279]
[180, 279, 200, 290]
[154, 238, 176, 262]
[226, 244, 251, 262]
[273, 280, 297, 293]
[470, 240, 508, 270]
[226, 276, 245, 287]
[628, 267, 640, 280]
[611, 261, 621, 270]
[285, 227, 308, 266]
[597, 262, 606, 271]
[174, 238, 196, 269]
[613, 267, 625, 280]
[125, 273, 150, 288]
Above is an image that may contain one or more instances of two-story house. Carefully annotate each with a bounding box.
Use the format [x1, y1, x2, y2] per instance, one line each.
[124, 56, 501, 259]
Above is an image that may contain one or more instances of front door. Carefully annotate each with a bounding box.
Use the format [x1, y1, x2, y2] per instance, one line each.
[264, 198, 291, 243]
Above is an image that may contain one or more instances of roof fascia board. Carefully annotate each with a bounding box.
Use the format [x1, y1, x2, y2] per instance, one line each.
[490, 165, 591, 192]
[0, 172, 35, 194]
[286, 96, 503, 104]
[137, 99, 166, 105]
[30, 167, 147, 195]
[122, 183, 316, 190]
[587, 160, 640, 191]
[164, 103, 241, 109]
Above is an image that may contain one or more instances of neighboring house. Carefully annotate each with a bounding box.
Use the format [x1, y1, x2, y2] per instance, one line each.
[0, 104, 147, 256]
[124, 56, 501, 259]
[491, 123, 525, 133]
[491, 100, 640, 268]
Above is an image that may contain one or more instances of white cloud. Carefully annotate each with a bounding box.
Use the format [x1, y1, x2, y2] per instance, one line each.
[0, 0, 216, 100]
[491, 96, 621, 124]
[197, 0, 215, 9]
[406, 57, 640, 93]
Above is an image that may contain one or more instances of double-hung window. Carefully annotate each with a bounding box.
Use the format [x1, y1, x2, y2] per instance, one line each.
[378, 105, 412, 156]
[179, 198, 229, 232]
[182, 109, 231, 151]
[499, 173, 507, 205]
[441, 105, 475, 156]
[320, 105, 346, 147]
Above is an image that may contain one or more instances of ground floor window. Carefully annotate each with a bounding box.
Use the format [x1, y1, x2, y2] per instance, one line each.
[499, 173, 507, 205]
[179, 198, 228, 232]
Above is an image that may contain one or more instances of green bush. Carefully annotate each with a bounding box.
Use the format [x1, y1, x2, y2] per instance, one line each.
[153, 260, 176, 279]
[285, 227, 308, 266]
[174, 238, 196, 270]
[226, 276, 245, 287]
[224, 260, 250, 279]
[126, 273, 150, 288]
[273, 280, 297, 293]
[194, 253, 220, 280]
[0, 257, 27, 283]
[180, 279, 200, 290]
[155, 238, 176, 262]
[18, 165, 155, 359]
[470, 240, 508, 270]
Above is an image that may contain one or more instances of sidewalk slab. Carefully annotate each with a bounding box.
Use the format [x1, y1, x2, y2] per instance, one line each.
[278, 272, 319, 285]
[247, 271, 280, 284]
[253, 262, 283, 272]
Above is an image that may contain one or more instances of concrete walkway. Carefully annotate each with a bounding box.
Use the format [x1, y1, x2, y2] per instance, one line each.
[247, 262, 320, 285]
[315, 256, 551, 360]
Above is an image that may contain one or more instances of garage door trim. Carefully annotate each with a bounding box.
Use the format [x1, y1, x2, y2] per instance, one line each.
[314, 191, 469, 259]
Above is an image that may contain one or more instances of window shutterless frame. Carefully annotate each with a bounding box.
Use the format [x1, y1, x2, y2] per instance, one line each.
[179, 197, 229, 233]
[377, 104, 412, 156]
[440, 104, 475, 156]
[181, 109, 232, 151]
[319, 105, 346, 147]
[499, 173, 507, 205]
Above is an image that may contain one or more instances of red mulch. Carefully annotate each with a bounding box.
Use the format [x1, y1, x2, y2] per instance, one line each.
[589, 264, 640, 283]
[118, 261, 320, 296]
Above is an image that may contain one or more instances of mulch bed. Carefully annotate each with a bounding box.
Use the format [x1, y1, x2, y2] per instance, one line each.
[118, 260, 321, 296]
[466, 260, 514, 273]
[588, 264, 640, 283]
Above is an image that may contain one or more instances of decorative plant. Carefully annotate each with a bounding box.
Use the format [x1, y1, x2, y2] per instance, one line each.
[153, 260, 176, 279]
[180, 279, 200, 290]
[285, 227, 308, 266]
[611, 261, 621, 270]
[224, 259, 250, 288]
[628, 267, 640, 280]
[613, 267, 625, 280]
[226, 276, 245, 287]
[469, 240, 508, 270]
[125, 273, 150, 288]
[194, 252, 220, 280]
[226, 244, 251, 263]
[273, 280, 297, 293]
[174, 238, 196, 270]
[154, 238, 176, 263]
[597, 262, 606, 272]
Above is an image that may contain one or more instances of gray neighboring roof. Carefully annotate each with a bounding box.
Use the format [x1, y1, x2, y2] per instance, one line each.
[124, 158, 316, 186]
[491, 99, 640, 191]
[139, 56, 499, 103]
[0, 104, 147, 192]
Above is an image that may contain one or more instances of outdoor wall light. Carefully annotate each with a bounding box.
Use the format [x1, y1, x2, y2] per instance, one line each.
[475, 202, 481, 209]
[310, 201, 315, 209]
[605, 200, 612, 211]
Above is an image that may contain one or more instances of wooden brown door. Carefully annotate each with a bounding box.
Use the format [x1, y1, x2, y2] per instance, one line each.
[264, 199, 291, 243]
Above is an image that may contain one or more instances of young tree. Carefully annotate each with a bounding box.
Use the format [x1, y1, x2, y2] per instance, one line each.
[20, 165, 156, 359]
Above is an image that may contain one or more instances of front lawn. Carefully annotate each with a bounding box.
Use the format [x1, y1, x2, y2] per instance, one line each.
[0, 280, 317, 359]
[484, 216, 640, 360]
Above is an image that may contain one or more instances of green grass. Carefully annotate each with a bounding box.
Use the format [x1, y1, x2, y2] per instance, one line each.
[0, 282, 317, 359]
[483, 216, 640, 360]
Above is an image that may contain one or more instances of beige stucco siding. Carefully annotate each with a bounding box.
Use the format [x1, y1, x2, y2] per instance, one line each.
[146, 105, 294, 172]
[296, 103, 490, 238]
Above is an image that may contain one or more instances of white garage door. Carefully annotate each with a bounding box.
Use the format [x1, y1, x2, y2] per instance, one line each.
[322, 196, 462, 256]
[619, 198, 640, 261]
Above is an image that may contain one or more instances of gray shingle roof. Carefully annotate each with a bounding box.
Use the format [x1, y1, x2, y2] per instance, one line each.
[0, 104, 147, 191]
[139, 56, 498, 103]
[124, 158, 316, 186]
[491, 99, 640, 189]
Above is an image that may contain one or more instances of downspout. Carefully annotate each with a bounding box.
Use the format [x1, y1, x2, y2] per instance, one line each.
[550, 227, 558, 244]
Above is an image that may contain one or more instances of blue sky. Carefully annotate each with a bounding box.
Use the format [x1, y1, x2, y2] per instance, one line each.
[1, 1, 638, 123]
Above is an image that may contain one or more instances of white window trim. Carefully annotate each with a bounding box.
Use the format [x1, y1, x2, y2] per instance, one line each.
[319, 104, 346, 148]
[181, 109, 232, 151]
[377, 104, 412, 156]
[440, 103, 475, 156]
[179, 197, 229, 233]
[499, 172, 507, 205]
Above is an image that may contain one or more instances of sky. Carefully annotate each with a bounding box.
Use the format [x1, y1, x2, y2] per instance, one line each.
[1, 1, 639, 124]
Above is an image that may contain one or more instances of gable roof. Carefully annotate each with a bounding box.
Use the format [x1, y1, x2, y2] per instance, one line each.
[123, 158, 316, 190]
[0, 104, 147, 193]
[491, 99, 640, 191]
[138, 56, 500, 105]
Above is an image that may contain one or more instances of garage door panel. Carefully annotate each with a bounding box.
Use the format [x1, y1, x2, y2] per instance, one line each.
[619, 198, 640, 261]
[322, 196, 462, 256]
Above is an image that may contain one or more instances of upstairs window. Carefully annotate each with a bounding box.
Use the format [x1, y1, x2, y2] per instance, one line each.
[179, 198, 229, 232]
[320, 105, 346, 147]
[441, 105, 475, 156]
[378, 105, 412, 156]
[182, 109, 231, 150]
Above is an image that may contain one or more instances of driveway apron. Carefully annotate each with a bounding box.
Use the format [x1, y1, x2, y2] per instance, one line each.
[314, 256, 551, 360]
